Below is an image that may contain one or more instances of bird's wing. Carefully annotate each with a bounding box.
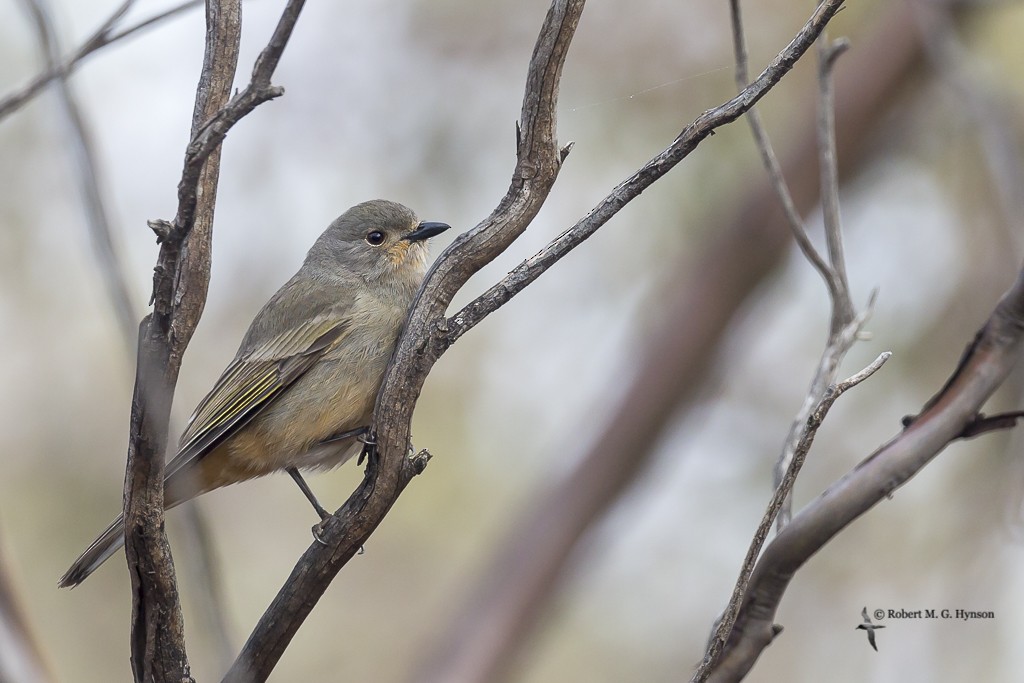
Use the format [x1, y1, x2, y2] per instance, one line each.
[165, 317, 350, 482]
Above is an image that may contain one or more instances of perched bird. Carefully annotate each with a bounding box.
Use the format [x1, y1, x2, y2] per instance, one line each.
[60, 200, 449, 588]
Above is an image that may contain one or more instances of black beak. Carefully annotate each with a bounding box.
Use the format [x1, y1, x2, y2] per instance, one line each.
[404, 221, 451, 242]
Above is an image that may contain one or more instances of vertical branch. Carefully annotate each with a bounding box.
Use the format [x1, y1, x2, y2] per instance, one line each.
[122, 1, 241, 680]
[727, 0, 837, 299]
[730, 0, 859, 531]
[814, 19, 855, 332]
[772, 8, 857, 529]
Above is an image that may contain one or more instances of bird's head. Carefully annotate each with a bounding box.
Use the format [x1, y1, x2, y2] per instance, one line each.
[307, 199, 450, 286]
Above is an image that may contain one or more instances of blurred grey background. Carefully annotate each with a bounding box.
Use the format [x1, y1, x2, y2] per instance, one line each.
[2, 0, 1024, 681]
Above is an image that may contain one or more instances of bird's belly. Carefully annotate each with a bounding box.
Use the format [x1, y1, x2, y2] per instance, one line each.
[223, 352, 387, 475]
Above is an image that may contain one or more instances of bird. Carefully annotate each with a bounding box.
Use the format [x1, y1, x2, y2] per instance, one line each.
[856, 607, 885, 651]
[60, 199, 450, 588]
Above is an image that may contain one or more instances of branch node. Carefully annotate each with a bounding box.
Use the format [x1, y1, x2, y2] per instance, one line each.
[411, 449, 432, 475]
[260, 84, 285, 100]
[834, 351, 891, 393]
[559, 141, 574, 163]
[956, 410, 1024, 439]
[825, 37, 851, 68]
[147, 218, 173, 243]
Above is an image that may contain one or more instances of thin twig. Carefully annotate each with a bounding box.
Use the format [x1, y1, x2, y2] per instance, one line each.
[815, 29, 855, 332]
[771, 289, 872, 530]
[770, 6, 857, 531]
[706, 265, 1024, 681]
[0, 0, 202, 122]
[727, 0, 837, 300]
[161, 0, 305, 250]
[693, 352, 891, 683]
[18, 0, 138, 354]
[692, 4, 870, 680]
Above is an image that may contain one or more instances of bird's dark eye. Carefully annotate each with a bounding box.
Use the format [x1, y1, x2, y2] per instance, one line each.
[365, 230, 385, 246]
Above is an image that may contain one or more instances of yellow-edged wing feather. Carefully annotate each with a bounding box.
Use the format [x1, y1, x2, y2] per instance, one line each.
[165, 317, 349, 483]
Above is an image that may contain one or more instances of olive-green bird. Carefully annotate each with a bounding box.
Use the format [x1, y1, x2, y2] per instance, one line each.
[60, 199, 450, 588]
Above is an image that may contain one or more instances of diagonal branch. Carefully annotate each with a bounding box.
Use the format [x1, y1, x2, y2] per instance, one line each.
[443, 0, 849, 349]
[692, 350, 891, 683]
[228, 2, 852, 676]
[706, 262, 1024, 681]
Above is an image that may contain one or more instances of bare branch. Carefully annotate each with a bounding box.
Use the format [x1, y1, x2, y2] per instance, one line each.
[694, 305, 881, 682]
[223, 2, 584, 680]
[760, 4, 856, 531]
[409, 3, 957, 681]
[165, 0, 305, 251]
[956, 410, 1024, 439]
[121, 0, 244, 678]
[727, 0, 837, 300]
[444, 0, 849, 348]
[815, 30, 855, 333]
[706, 264, 1024, 682]
[124, 2, 307, 676]
[21, 0, 237, 660]
[18, 0, 138, 354]
[0, 1, 202, 122]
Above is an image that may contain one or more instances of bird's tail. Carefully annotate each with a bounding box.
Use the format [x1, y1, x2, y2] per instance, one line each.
[58, 515, 125, 588]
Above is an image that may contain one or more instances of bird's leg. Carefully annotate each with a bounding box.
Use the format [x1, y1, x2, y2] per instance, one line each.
[286, 467, 331, 521]
[317, 426, 369, 445]
[356, 429, 378, 468]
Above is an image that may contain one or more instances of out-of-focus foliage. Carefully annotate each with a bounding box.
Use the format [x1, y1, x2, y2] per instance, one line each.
[1, 1, 1023, 681]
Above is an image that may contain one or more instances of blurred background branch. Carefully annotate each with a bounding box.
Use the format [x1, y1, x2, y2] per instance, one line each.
[0, 0, 202, 122]
[0, 527, 54, 683]
[18, 0, 137, 352]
